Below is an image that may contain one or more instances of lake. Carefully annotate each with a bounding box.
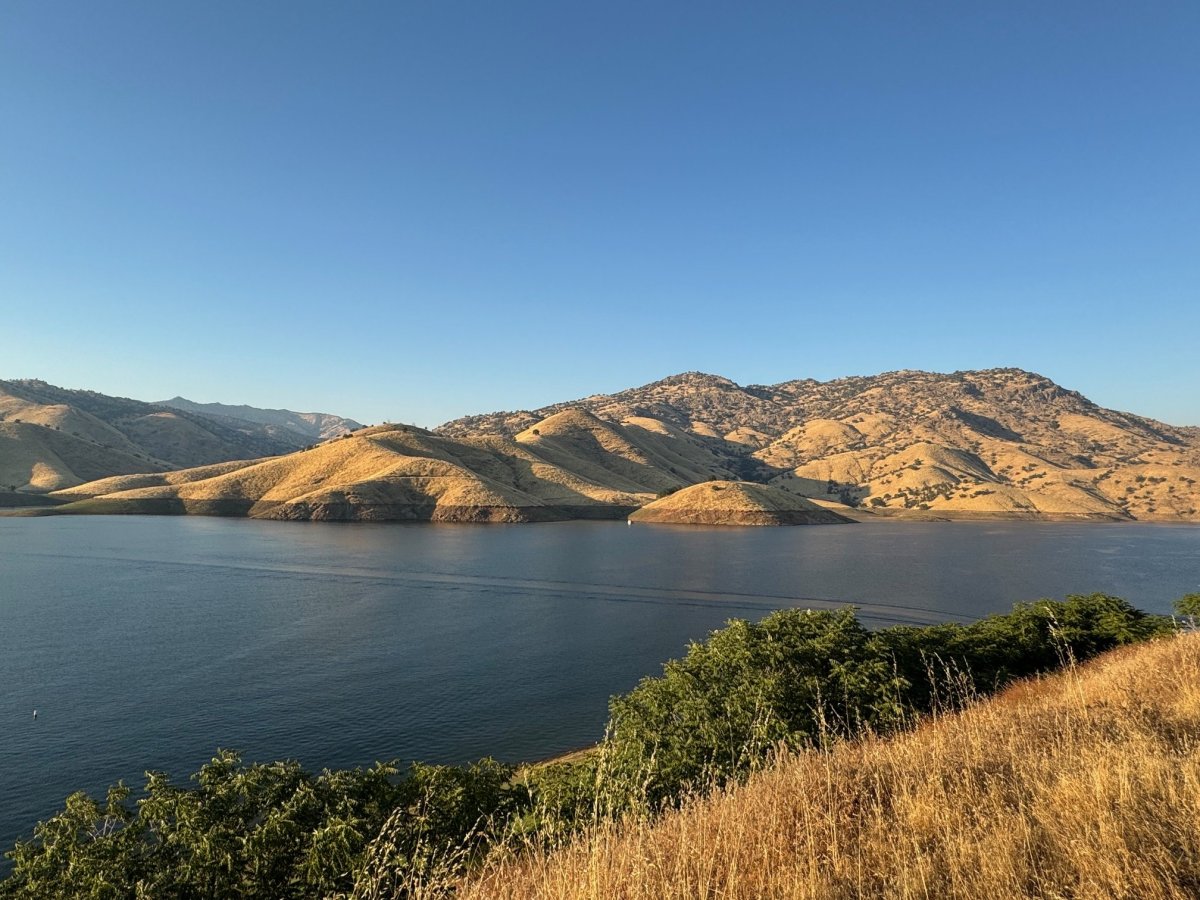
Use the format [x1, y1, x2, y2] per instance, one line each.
[1, 515, 1198, 857]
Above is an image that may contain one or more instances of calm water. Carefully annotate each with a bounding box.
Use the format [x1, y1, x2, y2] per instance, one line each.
[2, 515, 1198, 856]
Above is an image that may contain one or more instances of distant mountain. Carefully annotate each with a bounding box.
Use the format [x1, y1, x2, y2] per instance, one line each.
[45, 368, 1200, 522]
[0, 380, 317, 493]
[157, 397, 362, 442]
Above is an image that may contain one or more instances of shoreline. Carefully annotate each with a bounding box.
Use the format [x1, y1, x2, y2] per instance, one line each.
[4, 501, 1196, 525]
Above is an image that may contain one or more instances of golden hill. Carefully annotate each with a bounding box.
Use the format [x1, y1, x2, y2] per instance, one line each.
[51, 413, 745, 521]
[629, 481, 852, 526]
[0, 420, 167, 494]
[441, 369, 1200, 522]
[26, 369, 1200, 522]
[459, 632, 1200, 900]
[0, 379, 318, 494]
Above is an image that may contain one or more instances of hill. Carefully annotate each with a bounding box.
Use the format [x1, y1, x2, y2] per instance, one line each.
[459, 631, 1200, 900]
[629, 480, 852, 526]
[49, 414, 744, 521]
[0, 380, 345, 495]
[440, 368, 1200, 521]
[157, 397, 362, 441]
[29, 368, 1200, 521]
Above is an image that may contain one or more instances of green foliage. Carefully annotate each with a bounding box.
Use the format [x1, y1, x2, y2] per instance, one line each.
[1175, 593, 1200, 619]
[606, 609, 905, 803]
[515, 757, 602, 835]
[605, 594, 1174, 807]
[352, 759, 523, 898]
[1, 753, 519, 900]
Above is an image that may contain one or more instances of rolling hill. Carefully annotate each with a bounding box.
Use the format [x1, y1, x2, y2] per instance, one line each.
[49, 414, 743, 521]
[0, 380, 347, 494]
[629, 481, 852, 526]
[440, 368, 1200, 521]
[27, 368, 1200, 522]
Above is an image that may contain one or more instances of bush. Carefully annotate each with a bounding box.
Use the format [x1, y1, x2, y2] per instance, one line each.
[604, 594, 1174, 807]
[1175, 593, 1200, 621]
[606, 609, 904, 803]
[0, 753, 520, 900]
[2, 595, 1179, 897]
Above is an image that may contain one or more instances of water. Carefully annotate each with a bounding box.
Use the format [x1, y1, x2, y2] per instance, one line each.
[1, 515, 1198, 857]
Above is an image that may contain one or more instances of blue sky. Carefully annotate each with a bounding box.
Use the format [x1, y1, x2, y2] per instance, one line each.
[2, 2, 1197, 426]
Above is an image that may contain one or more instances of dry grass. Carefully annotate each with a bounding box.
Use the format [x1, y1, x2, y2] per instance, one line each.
[630, 480, 850, 526]
[458, 633, 1200, 900]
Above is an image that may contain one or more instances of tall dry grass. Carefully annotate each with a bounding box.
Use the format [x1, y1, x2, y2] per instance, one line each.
[457, 633, 1200, 900]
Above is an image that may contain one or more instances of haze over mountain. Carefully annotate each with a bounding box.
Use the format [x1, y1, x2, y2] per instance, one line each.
[32, 368, 1200, 523]
[157, 398, 362, 442]
[0, 380, 347, 494]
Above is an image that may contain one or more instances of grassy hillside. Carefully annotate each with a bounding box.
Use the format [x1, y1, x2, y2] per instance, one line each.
[460, 631, 1200, 900]
[50, 415, 744, 521]
[0, 379, 311, 493]
[630, 480, 851, 525]
[0, 421, 168, 493]
[440, 368, 1200, 521]
[16, 368, 1200, 520]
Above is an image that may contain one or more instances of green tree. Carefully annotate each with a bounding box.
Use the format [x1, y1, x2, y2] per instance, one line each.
[1174, 593, 1200, 623]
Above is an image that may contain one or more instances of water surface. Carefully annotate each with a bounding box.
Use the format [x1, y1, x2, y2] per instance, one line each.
[1, 515, 1198, 856]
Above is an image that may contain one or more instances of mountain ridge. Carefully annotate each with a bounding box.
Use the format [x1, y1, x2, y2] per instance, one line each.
[0, 380, 355, 493]
[433, 367, 1200, 522]
[8, 368, 1200, 522]
[156, 397, 362, 441]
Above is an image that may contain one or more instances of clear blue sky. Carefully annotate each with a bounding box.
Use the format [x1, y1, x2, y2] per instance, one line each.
[2, 2, 1197, 427]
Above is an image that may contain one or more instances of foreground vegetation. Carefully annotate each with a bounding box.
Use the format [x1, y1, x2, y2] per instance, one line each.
[2, 594, 1192, 898]
[463, 626, 1200, 899]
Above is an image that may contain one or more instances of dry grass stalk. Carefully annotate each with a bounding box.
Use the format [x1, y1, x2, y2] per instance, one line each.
[459, 633, 1200, 900]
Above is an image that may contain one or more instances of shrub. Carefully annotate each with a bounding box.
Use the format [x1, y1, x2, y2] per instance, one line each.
[605, 594, 1173, 807]
[1, 753, 520, 900]
[2, 596, 1178, 897]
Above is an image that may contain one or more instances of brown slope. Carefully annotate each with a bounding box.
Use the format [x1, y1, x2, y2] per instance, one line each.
[437, 372, 792, 439]
[0, 380, 306, 494]
[510, 408, 743, 494]
[757, 371, 1200, 519]
[52, 425, 650, 522]
[459, 634, 1200, 900]
[439, 368, 1199, 521]
[630, 481, 852, 526]
[0, 421, 168, 492]
[33, 368, 1200, 523]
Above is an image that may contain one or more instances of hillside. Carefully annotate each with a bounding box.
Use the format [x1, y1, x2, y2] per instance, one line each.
[440, 368, 1200, 521]
[157, 397, 362, 441]
[49, 413, 744, 521]
[28, 368, 1200, 521]
[629, 480, 852, 526]
[0, 380, 341, 495]
[0, 380, 307, 493]
[48, 401, 757, 520]
[459, 632, 1200, 900]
